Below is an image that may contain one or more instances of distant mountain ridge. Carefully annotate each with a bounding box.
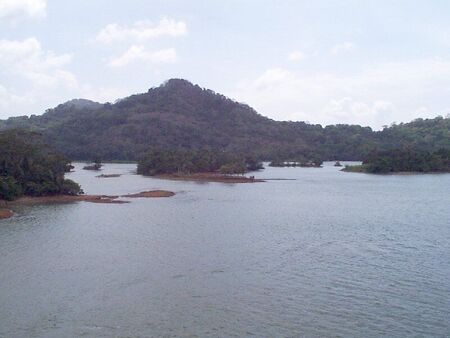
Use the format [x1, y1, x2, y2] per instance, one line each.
[0, 79, 449, 161]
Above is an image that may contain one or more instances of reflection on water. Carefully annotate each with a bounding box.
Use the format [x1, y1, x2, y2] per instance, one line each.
[0, 162, 449, 337]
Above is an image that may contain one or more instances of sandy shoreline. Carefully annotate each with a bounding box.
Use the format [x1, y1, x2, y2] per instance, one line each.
[155, 173, 264, 183]
[0, 190, 176, 216]
[0, 209, 14, 219]
[123, 190, 175, 198]
[11, 195, 127, 205]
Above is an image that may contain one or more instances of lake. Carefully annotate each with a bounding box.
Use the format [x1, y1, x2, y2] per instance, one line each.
[0, 162, 449, 337]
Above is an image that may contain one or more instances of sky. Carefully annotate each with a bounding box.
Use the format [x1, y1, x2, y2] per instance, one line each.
[1, 0, 450, 128]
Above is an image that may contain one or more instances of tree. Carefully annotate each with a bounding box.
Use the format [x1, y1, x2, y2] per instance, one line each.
[0, 129, 82, 200]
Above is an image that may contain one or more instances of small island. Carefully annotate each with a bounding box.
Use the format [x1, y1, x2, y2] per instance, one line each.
[97, 174, 121, 178]
[137, 148, 264, 183]
[123, 190, 175, 198]
[342, 148, 450, 174]
[83, 158, 103, 171]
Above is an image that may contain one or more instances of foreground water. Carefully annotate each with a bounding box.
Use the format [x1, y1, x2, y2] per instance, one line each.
[0, 162, 449, 337]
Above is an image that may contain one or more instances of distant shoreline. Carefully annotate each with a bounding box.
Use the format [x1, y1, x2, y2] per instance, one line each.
[341, 166, 450, 175]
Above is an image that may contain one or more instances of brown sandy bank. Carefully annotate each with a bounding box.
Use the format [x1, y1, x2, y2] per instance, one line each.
[122, 190, 175, 198]
[11, 195, 128, 205]
[155, 173, 264, 183]
[0, 209, 14, 219]
[5, 190, 175, 206]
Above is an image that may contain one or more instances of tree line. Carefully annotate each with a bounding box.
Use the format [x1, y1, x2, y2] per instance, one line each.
[0, 130, 82, 201]
[344, 148, 450, 173]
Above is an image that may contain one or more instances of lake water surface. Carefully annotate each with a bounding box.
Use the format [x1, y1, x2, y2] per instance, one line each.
[1, 162, 449, 337]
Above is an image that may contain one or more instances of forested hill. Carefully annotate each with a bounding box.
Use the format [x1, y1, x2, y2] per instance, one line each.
[0, 79, 448, 161]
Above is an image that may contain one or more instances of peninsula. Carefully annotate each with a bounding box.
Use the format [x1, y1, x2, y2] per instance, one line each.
[342, 148, 450, 174]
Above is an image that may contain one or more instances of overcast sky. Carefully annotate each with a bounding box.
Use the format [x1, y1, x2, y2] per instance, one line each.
[1, 0, 450, 128]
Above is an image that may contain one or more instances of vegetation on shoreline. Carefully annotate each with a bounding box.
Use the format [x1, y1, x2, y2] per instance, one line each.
[137, 148, 263, 177]
[341, 165, 368, 173]
[269, 158, 323, 168]
[0, 130, 82, 201]
[342, 148, 450, 173]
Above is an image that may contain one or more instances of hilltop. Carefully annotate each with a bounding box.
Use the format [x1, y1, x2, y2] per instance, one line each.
[0, 79, 448, 161]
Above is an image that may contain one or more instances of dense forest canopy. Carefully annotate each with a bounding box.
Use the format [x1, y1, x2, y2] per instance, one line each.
[343, 148, 450, 173]
[137, 148, 263, 176]
[0, 130, 82, 200]
[0, 79, 448, 162]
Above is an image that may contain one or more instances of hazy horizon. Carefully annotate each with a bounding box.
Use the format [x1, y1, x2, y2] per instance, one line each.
[1, 1, 450, 128]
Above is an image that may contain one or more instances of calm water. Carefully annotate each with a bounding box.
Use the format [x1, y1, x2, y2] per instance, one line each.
[0, 162, 449, 338]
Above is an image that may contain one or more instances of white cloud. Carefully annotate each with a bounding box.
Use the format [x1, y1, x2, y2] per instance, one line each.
[75, 83, 132, 104]
[0, 84, 32, 112]
[323, 98, 395, 123]
[108, 46, 177, 67]
[288, 51, 305, 62]
[0, 0, 46, 21]
[96, 17, 187, 44]
[232, 58, 450, 128]
[251, 68, 294, 88]
[0, 37, 78, 117]
[331, 42, 355, 55]
[0, 38, 76, 87]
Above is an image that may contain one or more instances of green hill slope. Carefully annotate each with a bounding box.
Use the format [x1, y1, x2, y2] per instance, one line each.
[0, 79, 448, 161]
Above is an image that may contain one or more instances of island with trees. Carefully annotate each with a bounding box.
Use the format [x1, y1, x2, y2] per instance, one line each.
[342, 148, 450, 174]
[137, 148, 264, 183]
[83, 158, 103, 170]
